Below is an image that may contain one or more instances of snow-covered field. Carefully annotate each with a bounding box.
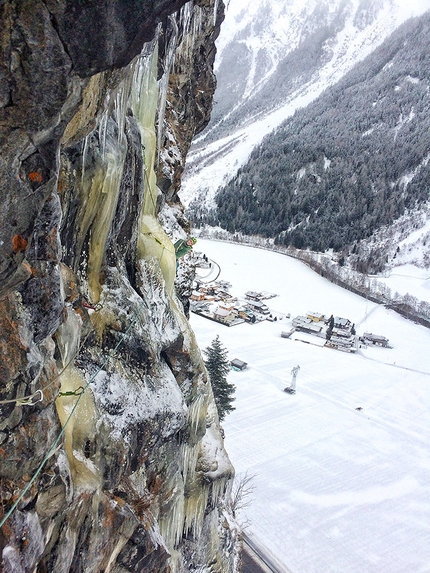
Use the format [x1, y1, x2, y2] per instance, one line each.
[381, 264, 430, 304]
[189, 239, 430, 573]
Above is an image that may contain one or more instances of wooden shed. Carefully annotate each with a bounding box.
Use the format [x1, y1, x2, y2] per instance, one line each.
[230, 358, 248, 371]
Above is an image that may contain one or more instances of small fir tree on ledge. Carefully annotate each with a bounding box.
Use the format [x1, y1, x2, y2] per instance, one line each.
[204, 335, 236, 421]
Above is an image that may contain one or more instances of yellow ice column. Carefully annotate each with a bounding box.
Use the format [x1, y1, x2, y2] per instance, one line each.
[132, 46, 177, 296]
[76, 86, 128, 304]
[55, 306, 100, 490]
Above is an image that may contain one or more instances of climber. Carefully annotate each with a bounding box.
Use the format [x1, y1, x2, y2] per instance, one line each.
[174, 237, 197, 260]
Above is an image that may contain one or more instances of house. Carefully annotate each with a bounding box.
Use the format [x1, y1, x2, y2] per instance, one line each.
[307, 311, 324, 322]
[334, 316, 352, 330]
[190, 290, 205, 301]
[360, 333, 390, 347]
[245, 291, 261, 301]
[219, 302, 235, 311]
[292, 316, 312, 328]
[230, 358, 248, 371]
[260, 291, 277, 299]
[332, 327, 352, 339]
[246, 300, 270, 315]
[190, 301, 209, 313]
[217, 280, 232, 290]
[295, 322, 322, 335]
[238, 310, 256, 323]
[325, 336, 356, 353]
[213, 302, 235, 320]
[213, 306, 232, 319]
[217, 290, 231, 298]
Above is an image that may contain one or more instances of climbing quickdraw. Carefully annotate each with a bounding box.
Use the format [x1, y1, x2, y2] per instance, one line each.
[0, 389, 44, 407]
[58, 386, 85, 398]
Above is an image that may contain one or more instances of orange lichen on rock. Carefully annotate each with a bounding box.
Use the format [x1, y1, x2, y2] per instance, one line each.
[12, 234, 28, 253]
[28, 171, 43, 183]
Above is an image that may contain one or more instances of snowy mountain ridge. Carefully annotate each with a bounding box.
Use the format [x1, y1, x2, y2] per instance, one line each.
[180, 0, 430, 211]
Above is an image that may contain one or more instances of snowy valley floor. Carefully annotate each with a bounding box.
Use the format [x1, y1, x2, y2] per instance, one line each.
[189, 239, 430, 573]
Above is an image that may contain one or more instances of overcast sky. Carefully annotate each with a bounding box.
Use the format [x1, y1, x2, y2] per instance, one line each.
[224, 0, 430, 16]
[220, 0, 430, 48]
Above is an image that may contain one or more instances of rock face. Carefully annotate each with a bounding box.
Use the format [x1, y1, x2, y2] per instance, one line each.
[0, 2, 239, 572]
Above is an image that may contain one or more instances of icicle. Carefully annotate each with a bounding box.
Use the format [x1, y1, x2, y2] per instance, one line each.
[213, 0, 219, 26]
[181, 441, 200, 483]
[180, 1, 194, 35]
[55, 305, 82, 369]
[211, 477, 227, 508]
[159, 491, 185, 550]
[81, 134, 89, 186]
[99, 113, 108, 162]
[157, 15, 179, 161]
[55, 308, 100, 491]
[183, 482, 210, 539]
[128, 35, 179, 296]
[188, 392, 207, 437]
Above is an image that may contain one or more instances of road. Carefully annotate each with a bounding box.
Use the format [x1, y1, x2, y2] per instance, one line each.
[242, 534, 294, 573]
[242, 548, 267, 573]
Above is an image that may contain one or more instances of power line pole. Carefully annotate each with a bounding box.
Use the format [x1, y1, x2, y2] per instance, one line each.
[284, 365, 300, 394]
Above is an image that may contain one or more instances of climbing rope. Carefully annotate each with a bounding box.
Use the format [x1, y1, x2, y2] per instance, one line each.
[0, 309, 141, 530]
[0, 305, 102, 409]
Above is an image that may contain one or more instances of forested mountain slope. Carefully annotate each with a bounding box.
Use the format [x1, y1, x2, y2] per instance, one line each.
[212, 11, 430, 254]
[181, 0, 430, 212]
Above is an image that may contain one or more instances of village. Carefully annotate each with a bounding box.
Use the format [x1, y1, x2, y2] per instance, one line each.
[189, 261, 391, 357]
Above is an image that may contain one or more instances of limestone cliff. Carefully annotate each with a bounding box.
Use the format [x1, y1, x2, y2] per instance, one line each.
[0, 2, 239, 572]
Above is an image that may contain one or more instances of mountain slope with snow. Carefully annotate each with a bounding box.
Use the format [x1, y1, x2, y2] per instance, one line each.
[213, 11, 430, 260]
[180, 0, 430, 213]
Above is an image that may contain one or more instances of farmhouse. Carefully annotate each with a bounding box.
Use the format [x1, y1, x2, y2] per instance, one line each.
[332, 327, 352, 339]
[326, 336, 356, 353]
[334, 316, 352, 329]
[220, 301, 235, 310]
[238, 310, 257, 323]
[190, 301, 209, 313]
[296, 322, 322, 335]
[260, 291, 277, 300]
[360, 333, 390, 347]
[190, 290, 205, 301]
[292, 316, 312, 328]
[245, 291, 261, 301]
[213, 306, 231, 319]
[307, 311, 324, 322]
[281, 328, 295, 339]
[247, 300, 270, 315]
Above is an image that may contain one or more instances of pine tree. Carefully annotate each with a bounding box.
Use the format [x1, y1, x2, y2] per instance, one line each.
[326, 314, 334, 340]
[203, 335, 235, 422]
